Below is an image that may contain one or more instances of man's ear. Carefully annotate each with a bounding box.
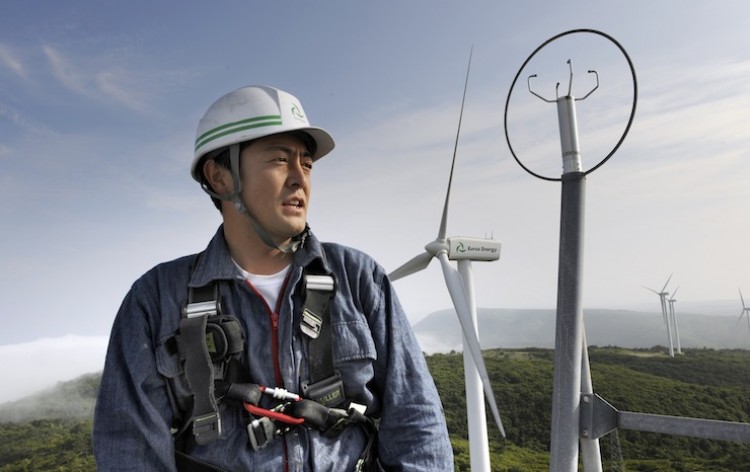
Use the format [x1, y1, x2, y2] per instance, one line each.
[203, 159, 234, 195]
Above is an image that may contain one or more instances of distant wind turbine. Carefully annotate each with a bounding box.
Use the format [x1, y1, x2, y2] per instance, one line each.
[736, 288, 750, 337]
[667, 286, 681, 355]
[644, 274, 674, 357]
[389, 49, 505, 472]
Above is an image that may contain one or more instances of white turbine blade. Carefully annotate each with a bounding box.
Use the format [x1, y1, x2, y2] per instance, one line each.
[736, 311, 746, 327]
[643, 286, 660, 295]
[671, 286, 680, 298]
[437, 252, 506, 437]
[437, 48, 472, 242]
[661, 273, 673, 293]
[388, 252, 433, 281]
[740, 288, 747, 309]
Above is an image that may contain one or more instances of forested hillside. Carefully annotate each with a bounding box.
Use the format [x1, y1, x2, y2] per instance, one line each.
[1, 348, 749, 471]
[428, 348, 750, 471]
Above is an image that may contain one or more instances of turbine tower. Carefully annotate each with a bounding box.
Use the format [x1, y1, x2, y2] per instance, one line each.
[736, 288, 750, 337]
[667, 286, 681, 355]
[644, 274, 674, 357]
[389, 49, 505, 472]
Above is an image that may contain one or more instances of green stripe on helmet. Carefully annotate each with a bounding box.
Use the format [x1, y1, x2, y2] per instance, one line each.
[195, 115, 283, 151]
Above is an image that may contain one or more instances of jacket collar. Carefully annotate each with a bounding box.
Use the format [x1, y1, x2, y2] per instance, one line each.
[189, 225, 328, 288]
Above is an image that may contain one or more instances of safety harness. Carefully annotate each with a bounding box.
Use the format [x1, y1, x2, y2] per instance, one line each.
[169, 254, 379, 471]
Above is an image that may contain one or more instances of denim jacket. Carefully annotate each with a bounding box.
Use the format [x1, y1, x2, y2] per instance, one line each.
[93, 226, 453, 471]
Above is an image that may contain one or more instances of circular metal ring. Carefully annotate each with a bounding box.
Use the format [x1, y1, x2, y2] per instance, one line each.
[504, 28, 638, 182]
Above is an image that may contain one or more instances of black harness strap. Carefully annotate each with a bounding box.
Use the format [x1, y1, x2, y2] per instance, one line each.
[175, 281, 222, 446]
[300, 263, 343, 408]
[303, 277, 335, 382]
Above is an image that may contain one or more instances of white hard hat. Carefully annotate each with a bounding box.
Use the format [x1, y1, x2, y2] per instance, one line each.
[191, 85, 335, 181]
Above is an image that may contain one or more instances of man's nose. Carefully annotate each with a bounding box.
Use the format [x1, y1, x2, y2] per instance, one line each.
[287, 158, 307, 186]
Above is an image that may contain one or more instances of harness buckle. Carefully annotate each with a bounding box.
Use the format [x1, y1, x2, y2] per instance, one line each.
[300, 273, 334, 339]
[247, 416, 276, 451]
[184, 300, 219, 318]
[300, 309, 323, 339]
[302, 371, 346, 408]
[305, 274, 335, 292]
[326, 403, 369, 434]
[192, 412, 221, 445]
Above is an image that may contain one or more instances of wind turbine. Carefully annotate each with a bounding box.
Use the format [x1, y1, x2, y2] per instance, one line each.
[644, 274, 674, 357]
[388, 50, 505, 471]
[667, 286, 681, 355]
[736, 288, 750, 336]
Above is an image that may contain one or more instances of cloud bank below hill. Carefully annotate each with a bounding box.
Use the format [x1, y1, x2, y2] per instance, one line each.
[0, 335, 108, 404]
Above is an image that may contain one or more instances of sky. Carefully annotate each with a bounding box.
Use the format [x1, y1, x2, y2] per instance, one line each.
[1, 1, 750, 402]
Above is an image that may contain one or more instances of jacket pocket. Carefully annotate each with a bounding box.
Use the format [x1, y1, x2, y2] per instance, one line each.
[331, 320, 377, 406]
[332, 320, 377, 362]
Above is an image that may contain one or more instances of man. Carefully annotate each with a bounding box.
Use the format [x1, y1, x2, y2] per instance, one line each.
[93, 85, 454, 471]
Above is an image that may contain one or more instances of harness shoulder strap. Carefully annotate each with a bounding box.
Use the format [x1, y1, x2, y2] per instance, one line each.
[300, 256, 343, 408]
[175, 266, 223, 445]
[171, 253, 245, 472]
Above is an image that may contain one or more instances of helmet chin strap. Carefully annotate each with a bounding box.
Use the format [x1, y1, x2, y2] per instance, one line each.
[231, 197, 303, 254]
[201, 144, 303, 254]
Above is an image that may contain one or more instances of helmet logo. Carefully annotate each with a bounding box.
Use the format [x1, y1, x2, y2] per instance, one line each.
[291, 104, 305, 121]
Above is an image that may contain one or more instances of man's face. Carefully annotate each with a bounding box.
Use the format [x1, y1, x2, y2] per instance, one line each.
[238, 133, 313, 244]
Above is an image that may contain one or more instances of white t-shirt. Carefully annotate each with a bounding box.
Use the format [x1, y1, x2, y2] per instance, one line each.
[234, 262, 291, 310]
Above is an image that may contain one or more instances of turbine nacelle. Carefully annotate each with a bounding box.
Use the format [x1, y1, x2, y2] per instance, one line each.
[447, 237, 502, 261]
[422, 237, 502, 261]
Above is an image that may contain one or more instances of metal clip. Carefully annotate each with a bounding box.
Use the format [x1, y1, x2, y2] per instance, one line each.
[192, 412, 221, 445]
[305, 274, 334, 292]
[300, 309, 323, 339]
[247, 416, 276, 451]
[183, 301, 219, 318]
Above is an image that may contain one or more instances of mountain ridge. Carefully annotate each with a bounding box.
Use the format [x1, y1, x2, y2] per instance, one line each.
[414, 307, 750, 353]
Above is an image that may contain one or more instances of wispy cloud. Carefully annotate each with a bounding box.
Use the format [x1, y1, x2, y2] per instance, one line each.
[42, 44, 152, 113]
[0, 100, 53, 136]
[0, 43, 26, 79]
[95, 68, 151, 113]
[43, 44, 90, 97]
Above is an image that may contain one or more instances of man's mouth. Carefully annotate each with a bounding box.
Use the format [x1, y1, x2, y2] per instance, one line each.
[284, 198, 304, 209]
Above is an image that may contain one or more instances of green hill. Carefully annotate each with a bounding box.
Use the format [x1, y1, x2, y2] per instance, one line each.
[428, 348, 750, 471]
[2, 348, 749, 471]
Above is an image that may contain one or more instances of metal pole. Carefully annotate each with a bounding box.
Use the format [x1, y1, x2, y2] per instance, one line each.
[549, 94, 587, 472]
[580, 329, 603, 472]
[671, 302, 682, 354]
[661, 295, 675, 357]
[458, 259, 491, 471]
[508, 32, 639, 471]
